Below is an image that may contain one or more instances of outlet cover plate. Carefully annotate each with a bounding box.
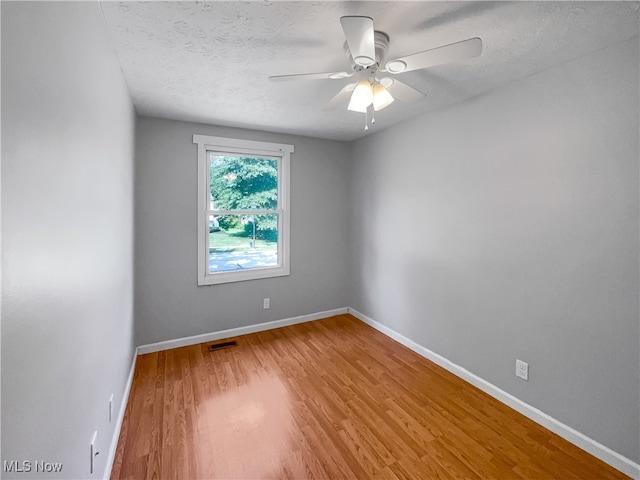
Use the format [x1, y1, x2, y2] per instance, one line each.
[516, 359, 529, 381]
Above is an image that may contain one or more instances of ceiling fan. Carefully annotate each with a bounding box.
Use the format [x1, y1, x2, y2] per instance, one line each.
[269, 16, 482, 130]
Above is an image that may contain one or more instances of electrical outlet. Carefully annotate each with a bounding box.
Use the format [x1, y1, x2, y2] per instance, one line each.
[263, 298, 270, 309]
[516, 359, 529, 381]
[90, 430, 99, 474]
[109, 394, 113, 423]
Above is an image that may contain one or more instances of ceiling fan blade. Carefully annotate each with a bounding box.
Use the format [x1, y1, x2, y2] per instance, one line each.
[323, 83, 356, 111]
[269, 71, 352, 82]
[340, 16, 376, 67]
[385, 37, 482, 74]
[381, 78, 425, 104]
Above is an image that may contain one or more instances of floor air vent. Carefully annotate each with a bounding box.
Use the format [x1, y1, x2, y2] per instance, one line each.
[207, 340, 238, 352]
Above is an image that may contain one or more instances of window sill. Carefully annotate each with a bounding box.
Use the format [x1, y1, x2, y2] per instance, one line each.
[198, 265, 290, 286]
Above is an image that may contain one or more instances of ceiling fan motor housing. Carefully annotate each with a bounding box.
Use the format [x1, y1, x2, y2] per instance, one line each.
[344, 31, 390, 72]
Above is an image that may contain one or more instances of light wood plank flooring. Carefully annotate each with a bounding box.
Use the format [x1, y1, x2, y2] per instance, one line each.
[111, 314, 630, 479]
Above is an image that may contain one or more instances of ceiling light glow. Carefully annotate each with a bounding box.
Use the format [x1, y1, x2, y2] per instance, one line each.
[348, 80, 373, 112]
[372, 83, 394, 111]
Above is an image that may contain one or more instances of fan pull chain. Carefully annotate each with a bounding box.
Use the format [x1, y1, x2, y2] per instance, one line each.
[364, 109, 368, 131]
[371, 108, 376, 125]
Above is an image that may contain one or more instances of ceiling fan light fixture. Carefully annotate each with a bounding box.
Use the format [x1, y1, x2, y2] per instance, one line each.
[372, 83, 394, 111]
[347, 101, 367, 113]
[385, 60, 407, 74]
[348, 80, 373, 112]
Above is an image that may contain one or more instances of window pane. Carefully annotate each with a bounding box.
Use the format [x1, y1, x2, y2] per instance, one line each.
[208, 214, 278, 273]
[209, 154, 278, 211]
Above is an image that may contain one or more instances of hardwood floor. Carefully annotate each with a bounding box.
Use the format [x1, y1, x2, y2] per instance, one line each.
[111, 314, 630, 479]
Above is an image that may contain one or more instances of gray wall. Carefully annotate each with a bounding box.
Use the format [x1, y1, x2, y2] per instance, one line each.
[134, 117, 351, 345]
[1, 2, 136, 478]
[349, 37, 640, 462]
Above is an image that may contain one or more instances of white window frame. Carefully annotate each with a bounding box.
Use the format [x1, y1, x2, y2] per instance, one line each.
[193, 134, 293, 286]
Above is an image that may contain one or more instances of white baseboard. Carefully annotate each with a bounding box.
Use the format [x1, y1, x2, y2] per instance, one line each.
[348, 307, 640, 480]
[137, 307, 349, 355]
[103, 347, 138, 480]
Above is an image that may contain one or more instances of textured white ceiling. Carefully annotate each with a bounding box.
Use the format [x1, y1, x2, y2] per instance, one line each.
[100, 1, 639, 141]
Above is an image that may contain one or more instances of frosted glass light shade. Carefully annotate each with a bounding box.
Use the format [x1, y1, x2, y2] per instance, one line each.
[372, 84, 394, 111]
[348, 80, 373, 112]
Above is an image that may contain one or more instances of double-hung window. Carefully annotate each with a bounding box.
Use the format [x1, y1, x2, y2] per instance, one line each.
[193, 134, 293, 285]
